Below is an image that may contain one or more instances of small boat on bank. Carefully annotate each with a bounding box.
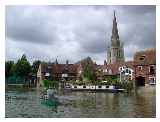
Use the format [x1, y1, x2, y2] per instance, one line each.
[65, 84, 125, 93]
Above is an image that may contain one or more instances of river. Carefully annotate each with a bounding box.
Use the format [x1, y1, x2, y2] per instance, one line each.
[5, 86, 156, 118]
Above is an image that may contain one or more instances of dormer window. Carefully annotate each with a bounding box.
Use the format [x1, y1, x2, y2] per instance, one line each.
[139, 55, 146, 61]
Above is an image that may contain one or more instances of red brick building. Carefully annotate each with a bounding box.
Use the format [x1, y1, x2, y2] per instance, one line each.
[134, 49, 156, 86]
[100, 49, 156, 86]
[37, 61, 80, 87]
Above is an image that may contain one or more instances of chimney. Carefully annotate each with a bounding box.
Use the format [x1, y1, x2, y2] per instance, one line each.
[55, 59, 58, 64]
[104, 60, 107, 65]
[66, 60, 69, 65]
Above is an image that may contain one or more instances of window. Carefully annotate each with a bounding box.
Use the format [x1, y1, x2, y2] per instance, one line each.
[122, 71, 125, 74]
[45, 73, 50, 76]
[48, 66, 52, 69]
[149, 77, 156, 84]
[126, 69, 129, 73]
[118, 51, 120, 57]
[120, 67, 122, 71]
[62, 74, 68, 77]
[83, 86, 86, 88]
[79, 70, 82, 74]
[106, 85, 109, 88]
[139, 55, 146, 61]
[74, 86, 77, 88]
[109, 69, 112, 74]
[149, 65, 155, 75]
[98, 86, 102, 88]
[138, 66, 142, 71]
[103, 69, 107, 73]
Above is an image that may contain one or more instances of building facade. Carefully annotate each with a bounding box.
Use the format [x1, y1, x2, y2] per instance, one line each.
[37, 60, 80, 87]
[134, 49, 156, 86]
[37, 57, 96, 87]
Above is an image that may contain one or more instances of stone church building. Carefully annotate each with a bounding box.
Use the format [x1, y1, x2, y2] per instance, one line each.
[107, 11, 124, 64]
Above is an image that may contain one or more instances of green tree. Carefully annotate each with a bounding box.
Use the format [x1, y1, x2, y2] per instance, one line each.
[10, 63, 16, 76]
[5, 61, 14, 78]
[83, 64, 95, 81]
[15, 54, 31, 80]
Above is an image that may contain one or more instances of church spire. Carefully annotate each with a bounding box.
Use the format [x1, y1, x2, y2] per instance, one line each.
[107, 10, 125, 64]
[114, 10, 116, 20]
[111, 10, 119, 42]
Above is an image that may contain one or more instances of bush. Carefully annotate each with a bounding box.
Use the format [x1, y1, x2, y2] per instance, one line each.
[121, 81, 133, 92]
[43, 79, 58, 89]
[104, 75, 119, 85]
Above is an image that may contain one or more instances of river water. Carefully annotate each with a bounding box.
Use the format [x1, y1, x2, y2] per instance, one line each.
[5, 86, 156, 118]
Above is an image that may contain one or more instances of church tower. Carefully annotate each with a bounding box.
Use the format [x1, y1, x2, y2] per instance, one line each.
[107, 11, 125, 64]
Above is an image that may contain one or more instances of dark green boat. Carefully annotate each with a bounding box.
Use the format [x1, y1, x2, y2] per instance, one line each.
[41, 98, 59, 107]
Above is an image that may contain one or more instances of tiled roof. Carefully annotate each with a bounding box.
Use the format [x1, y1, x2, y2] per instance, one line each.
[40, 63, 79, 74]
[52, 64, 79, 74]
[101, 61, 134, 75]
[134, 49, 156, 65]
[41, 63, 53, 73]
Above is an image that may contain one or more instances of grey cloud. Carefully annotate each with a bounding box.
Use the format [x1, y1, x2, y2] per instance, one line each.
[6, 6, 59, 44]
[5, 5, 156, 64]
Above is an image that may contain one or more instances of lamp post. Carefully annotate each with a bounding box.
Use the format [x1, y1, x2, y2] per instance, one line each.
[120, 70, 122, 82]
[119, 67, 124, 83]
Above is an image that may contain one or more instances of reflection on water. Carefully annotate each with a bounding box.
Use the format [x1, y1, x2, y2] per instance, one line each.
[5, 86, 156, 118]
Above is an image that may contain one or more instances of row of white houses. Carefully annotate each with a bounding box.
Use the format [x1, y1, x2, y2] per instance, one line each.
[119, 66, 134, 82]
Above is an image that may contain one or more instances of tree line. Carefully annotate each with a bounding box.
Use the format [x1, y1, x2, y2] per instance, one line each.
[5, 54, 41, 83]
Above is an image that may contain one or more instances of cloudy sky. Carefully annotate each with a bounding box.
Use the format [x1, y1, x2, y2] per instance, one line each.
[6, 5, 156, 64]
